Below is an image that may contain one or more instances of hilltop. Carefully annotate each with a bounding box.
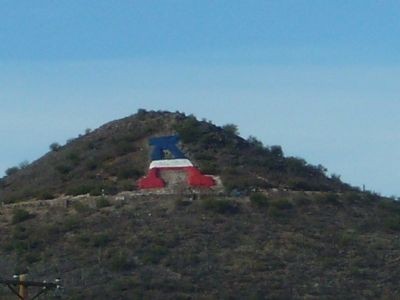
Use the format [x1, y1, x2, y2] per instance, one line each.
[0, 110, 352, 204]
[0, 109, 399, 299]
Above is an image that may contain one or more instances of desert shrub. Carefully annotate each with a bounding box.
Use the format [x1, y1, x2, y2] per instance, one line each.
[37, 191, 56, 200]
[118, 180, 137, 192]
[12, 240, 30, 255]
[173, 116, 203, 143]
[12, 208, 33, 224]
[247, 136, 264, 149]
[66, 151, 81, 165]
[90, 186, 104, 196]
[362, 191, 381, 202]
[136, 108, 148, 119]
[91, 233, 111, 247]
[109, 278, 137, 294]
[318, 192, 340, 205]
[378, 199, 400, 214]
[294, 195, 312, 206]
[67, 185, 92, 196]
[338, 230, 359, 247]
[270, 145, 283, 158]
[23, 253, 41, 264]
[55, 164, 73, 175]
[8, 224, 31, 255]
[77, 232, 111, 248]
[267, 198, 293, 218]
[201, 197, 239, 214]
[110, 252, 135, 271]
[343, 192, 362, 203]
[43, 222, 63, 237]
[49, 142, 61, 151]
[194, 153, 214, 161]
[5, 166, 19, 176]
[117, 167, 144, 179]
[66, 138, 76, 144]
[222, 123, 239, 136]
[142, 244, 169, 264]
[198, 161, 218, 174]
[222, 172, 268, 193]
[268, 207, 285, 218]
[72, 201, 92, 214]
[114, 140, 136, 155]
[101, 183, 119, 196]
[383, 216, 400, 231]
[285, 157, 307, 172]
[269, 198, 293, 210]
[86, 141, 97, 150]
[250, 193, 269, 207]
[175, 197, 193, 207]
[288, 179, 316, 191]
[85, 159, 99, 171]
[330, 173, 342, 181]
[63, 216, 80, 232]
[75, 233, 91, 246]
[96, 196, 111, 208]
[2, 188, 38, 204]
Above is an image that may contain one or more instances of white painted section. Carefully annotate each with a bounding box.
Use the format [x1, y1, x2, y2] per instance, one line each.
[149, 159, 193, 169]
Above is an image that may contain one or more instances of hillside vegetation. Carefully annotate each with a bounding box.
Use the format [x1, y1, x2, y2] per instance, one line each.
[0, 191, 399, 299]
[0, 110, 353, 204]
[0, 109, 398, 299]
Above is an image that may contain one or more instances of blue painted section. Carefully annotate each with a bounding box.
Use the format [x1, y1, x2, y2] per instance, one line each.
[149, 135, 186, 160]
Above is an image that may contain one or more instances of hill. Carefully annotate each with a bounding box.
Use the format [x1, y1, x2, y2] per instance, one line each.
[0, 190, 400, 299]
[0, 110, 352, 204]
[0, 109, 399, 299]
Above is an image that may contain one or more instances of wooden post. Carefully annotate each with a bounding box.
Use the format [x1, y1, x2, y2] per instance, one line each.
[18, 274, 28, 300]
[1, 276, 60, 299]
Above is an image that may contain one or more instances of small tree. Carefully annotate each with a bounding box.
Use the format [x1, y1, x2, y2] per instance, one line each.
[247, 136, 263, 148]
[5, 166, 19, 176]
[270, 145, 283, 157]
[222, 123, 239, 136]
[50, 142, 61, 152]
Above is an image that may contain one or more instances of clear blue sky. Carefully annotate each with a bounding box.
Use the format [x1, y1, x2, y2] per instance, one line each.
[1, 1, 399, 196]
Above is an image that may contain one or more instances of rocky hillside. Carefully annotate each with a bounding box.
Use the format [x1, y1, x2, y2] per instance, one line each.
[0, 190, 399, 299]
[1, 109, 398, 299]
[0, 110, 353, 204]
